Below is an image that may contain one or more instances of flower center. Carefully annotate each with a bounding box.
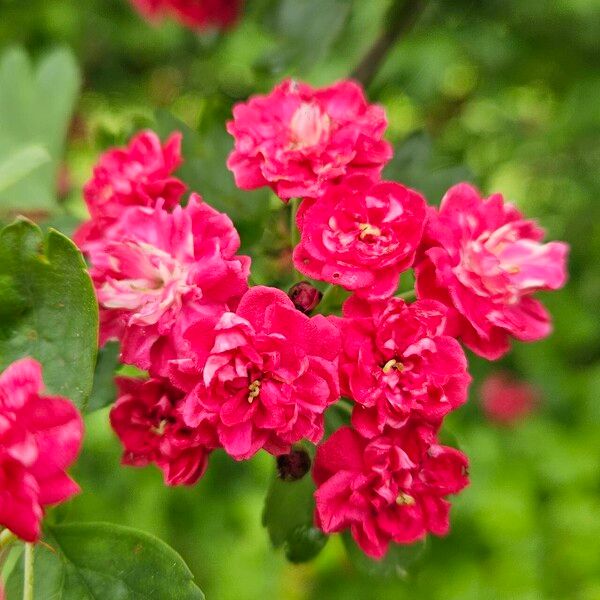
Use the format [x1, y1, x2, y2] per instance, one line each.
[151, 419, 168, 436]
[382, 359, 404, 374]
[289, 102, 331, 149]
[359, 223, 382, 240]
[396, 492, 415, 506]
[247, 380, 261, 403]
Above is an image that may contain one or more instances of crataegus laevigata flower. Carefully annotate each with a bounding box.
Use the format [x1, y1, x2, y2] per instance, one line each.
[227, 79, 392, 200]
[336, 296, 470, 437]
[88, 194, 250, 372]
[179, 286, 340, 460]
[415, 183, 569, 359]
[110, 376, 218, 486]
[74, 130, 186, 253]
[294, 176, 426, 299]
[0, 359, 83, 542]
[313, 425, 468, 559]
[129, 0, 243, 30]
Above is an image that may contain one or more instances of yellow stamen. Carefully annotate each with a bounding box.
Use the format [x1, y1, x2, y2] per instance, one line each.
[359, 223, 381, 239]
[248, 380, 261, 403]
[382, 359, 404, 374]
[396, 492, 415, 506]
[151, 420, 168, 436]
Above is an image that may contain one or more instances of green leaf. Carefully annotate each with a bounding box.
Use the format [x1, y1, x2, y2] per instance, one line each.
[0, 145, 51, 194]
[342, 531, 427, 579]
[0, 47, 80, 216]
[5, 523, 205, 599]
[0, 219, 98, 408]
[262, 447, 328, 563]
[154, 109, 271, 250]
[258, 0, 352, 73]
[87, 341, 121, 413]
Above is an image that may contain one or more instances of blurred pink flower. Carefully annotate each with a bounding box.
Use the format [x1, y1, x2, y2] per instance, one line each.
[415, 183, 569, 359]
[227, 79, 392, 200]
[480, 372, 540, 425]
[110, 376, 218, 485]
[88, 194, 250, 373]
[294, 176, 426, 298]
[313, 425, 469, 559]
[336, 296, 470, 437]
[0, 359, 83, 542]
[129, 0, 243, 30]
[179, 286, 340, 460]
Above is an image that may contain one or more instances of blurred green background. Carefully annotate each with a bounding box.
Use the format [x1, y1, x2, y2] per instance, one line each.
[1, 0, 599, 598]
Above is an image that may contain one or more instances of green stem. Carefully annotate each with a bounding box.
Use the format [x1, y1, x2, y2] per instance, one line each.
[23, 543, 34, 600]
[289, 198, 302, 281]
[0, 529, 17, 550]
[352, 0, 427, 88]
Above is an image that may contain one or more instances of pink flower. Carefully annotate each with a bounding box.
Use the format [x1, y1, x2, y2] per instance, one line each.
[313, 425, 469, 559]
[74, 130, 186, 253]
[129, 0, 243, 30]
[0, 359, 83, 542]
[88, 194, 250, 373]
[179, 286, 340, 460]
[110, 377, 218, 485]
[227, 79, 392, 200]
[293, 176, 426, 298]
[336, 296, 470, 437]
[480, 372, 539, 425]
[415, 184, 569, 359]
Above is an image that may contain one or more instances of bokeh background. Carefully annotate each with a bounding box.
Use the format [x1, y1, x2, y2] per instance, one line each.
[1, 0, 599, 598]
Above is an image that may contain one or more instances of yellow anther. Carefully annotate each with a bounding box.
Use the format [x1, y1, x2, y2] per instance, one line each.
[359, 223, 382, 239]
[382, 359, 403, 374]
[248, 380, 261, 403]
[151, 420, 168, 436]
[396, 492, 415, 506]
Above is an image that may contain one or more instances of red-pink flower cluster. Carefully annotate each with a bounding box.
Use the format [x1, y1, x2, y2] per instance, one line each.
[76, 76, 568, 562]
[129, 0, 243, 30]
[79, 131, 341, 483]
[0, 359, 83, 542]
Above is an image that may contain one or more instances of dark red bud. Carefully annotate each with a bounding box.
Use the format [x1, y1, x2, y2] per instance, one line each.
[277, 448, 311, 481]
[288, 281, 322, 314]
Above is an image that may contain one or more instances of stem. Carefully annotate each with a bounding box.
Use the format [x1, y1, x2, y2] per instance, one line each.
[352, 0, 427, 88]
[23, 543, 34, 600]
[289, 199, 303, 281]
[0, 529, 17, 550]
[290, 199, 300, 249]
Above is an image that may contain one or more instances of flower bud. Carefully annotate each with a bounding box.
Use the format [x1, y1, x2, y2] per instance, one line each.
[288, 281, 322, 314]
[277, 448, 311, 481]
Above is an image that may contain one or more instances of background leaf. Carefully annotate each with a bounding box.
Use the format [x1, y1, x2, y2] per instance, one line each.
[0, 145, 50, 194]
[5, 522, 205, 599]
[86, 341, 120, 413]
[0, 47, 80, 217]
[0, 219, 98, 408]
[342, 532, 427, 579]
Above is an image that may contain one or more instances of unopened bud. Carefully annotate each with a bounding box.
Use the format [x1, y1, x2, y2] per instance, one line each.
[288, 281, 322, 314]
[277, 448, 311, 481]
